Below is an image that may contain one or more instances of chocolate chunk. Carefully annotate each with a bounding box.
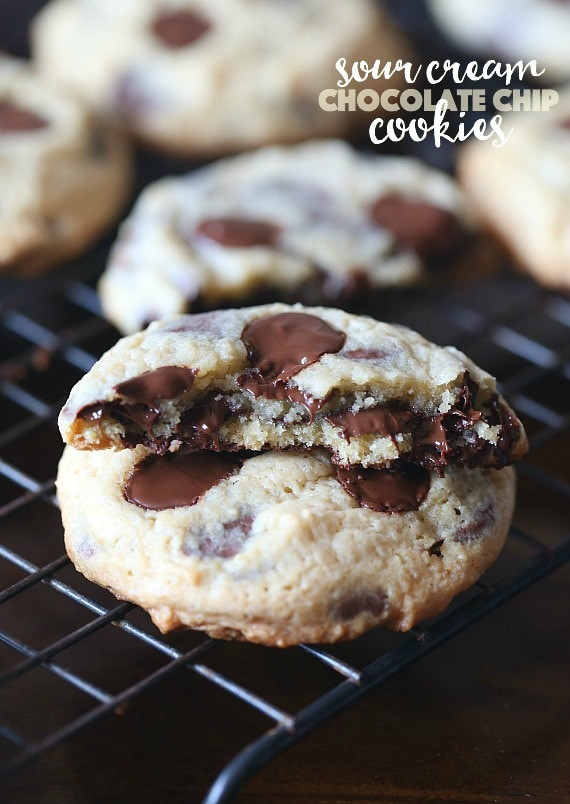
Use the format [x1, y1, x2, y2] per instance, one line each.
[124, 451, 242, 510]
[194, 516, 254, 558]
[370, 194, 461, 258]
[414, 416, 449, 454]
[488, 394, 521, 456]
[195, 218, 280, 248]
[99, 367, 197, 431]
[179, 395, 230, 449]
[241, 312, 346, 382]
[454, 504, 494, 544]
[328, 406, 414, 440]
[238, 312, 345, 417]
[116, 403, 161, 429]
[453, 372, 481, 421]
[77, 400, 160, 429]
[0, 101, 47, 132]
[114, 366, 196, 405]
[77, 403, 105, 423]
[342, 348, 392, 361]
[335, 464, 430, 513]
[334, 591, 388, 620]
[151, 10, 211, 48]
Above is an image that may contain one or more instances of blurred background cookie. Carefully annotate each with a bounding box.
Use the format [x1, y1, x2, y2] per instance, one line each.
[0, 53, 132, 275]
[32, 0, 413, 157]
[99, 139, 490, 334]
[458, 90, 570, 291]
[426, 0, 570, 83]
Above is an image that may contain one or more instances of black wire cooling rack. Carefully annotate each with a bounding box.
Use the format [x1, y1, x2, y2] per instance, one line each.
[0, 253, 569, 803]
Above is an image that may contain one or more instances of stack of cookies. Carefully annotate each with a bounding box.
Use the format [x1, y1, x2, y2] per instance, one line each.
[10, 0, 530, 645]
[57, 304, 527, 646]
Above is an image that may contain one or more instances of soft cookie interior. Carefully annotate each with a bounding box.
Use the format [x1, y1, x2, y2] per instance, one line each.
[60, 307, 527, 473]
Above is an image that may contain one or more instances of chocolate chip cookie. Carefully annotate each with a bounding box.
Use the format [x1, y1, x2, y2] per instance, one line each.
[58, 304, 527, 471]
[32, 0, 412, 156]
[99, 140, 482, 334]
[428, 0, 570, 83]
[57, 445, 516, 645]
[459, 90, 570, 291]
[0, 54, 131, 274]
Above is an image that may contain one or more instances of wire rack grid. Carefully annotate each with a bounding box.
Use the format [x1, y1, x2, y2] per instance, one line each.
[0, 253, 568, 802]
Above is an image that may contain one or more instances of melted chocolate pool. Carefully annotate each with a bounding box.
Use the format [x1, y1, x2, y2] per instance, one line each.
[238, 312, 345, 415]
[125, 451, 242, 510]
[335, 463, 431, 513]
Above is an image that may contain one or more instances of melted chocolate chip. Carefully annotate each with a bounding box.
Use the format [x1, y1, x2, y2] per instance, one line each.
[179, 396, 231, 449]
[237, 313, 345, 416]
[117, 403, 161, 428]
[78, 400, 160, 429]
[114, 366, 196, 405]
[370, 194, 462, 258]
[414, 416, 449, 455]
[0, 101, 47, 132]
[124, 451, 242, 510]
[328, 407, 414, 440]
[77, 403, 105, 423]
[151, 10, 211, 48]
[336, 464, 430, 513]
[242, 313, 346, 383]
[334, 591, 388, 620]
[196, 218, 280, 248]
[327, 373, 521, 473]
[89, 367, 197, 432]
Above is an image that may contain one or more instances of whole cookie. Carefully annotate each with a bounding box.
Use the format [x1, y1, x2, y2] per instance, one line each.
[0, 54, 131, 275]
[427, 0, 570, 83]
[58, 304, 528, 471]
[32, 0, 412, 156]
[99, 140, 480, 334]
[56, 445, 516, 645]
[459, 92, 570, 291]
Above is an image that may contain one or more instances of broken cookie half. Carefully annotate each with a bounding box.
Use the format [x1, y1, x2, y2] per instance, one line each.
[59, 304, 527, 473]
